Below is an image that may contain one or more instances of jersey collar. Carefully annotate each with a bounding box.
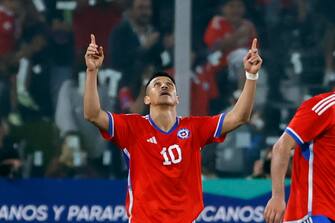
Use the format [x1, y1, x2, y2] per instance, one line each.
[147, 115, 179, 134]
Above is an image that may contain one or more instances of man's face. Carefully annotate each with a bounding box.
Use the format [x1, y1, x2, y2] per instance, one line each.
[221, 0, 245, 22]
[145, 76, 179, 107]
[131, 0, 152, 26]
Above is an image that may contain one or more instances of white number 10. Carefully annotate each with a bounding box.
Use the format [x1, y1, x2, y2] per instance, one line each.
[160, 144, 182, 165]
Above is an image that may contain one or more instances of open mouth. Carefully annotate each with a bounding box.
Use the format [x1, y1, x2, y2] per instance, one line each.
[160, 92, 171, 96]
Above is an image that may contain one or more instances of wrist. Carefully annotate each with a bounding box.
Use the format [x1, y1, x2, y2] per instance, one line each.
[245, 71, 259, 80]
[86, 68, 98, 73]
[272, 191, 285, 198]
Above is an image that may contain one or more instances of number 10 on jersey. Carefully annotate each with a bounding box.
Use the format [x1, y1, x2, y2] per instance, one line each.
[160, 144, 182, 165]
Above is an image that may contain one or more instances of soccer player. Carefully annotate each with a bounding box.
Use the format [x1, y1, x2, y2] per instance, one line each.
[264, 92, 335, 223]
[84, 34, 262, 223]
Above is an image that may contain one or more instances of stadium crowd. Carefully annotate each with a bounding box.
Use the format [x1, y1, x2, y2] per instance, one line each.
[0, 0, 334, 179]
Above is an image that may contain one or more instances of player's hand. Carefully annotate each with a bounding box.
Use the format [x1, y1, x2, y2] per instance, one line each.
[264, 196, 286, 223]
[243, 38, 262, 74]
[85, 34, 104, 71]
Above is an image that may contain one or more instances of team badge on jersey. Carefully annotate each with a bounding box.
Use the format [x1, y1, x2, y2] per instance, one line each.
[177, 128, 190, 139]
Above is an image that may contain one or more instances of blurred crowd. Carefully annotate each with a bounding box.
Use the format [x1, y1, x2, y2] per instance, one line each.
[0, 0, 334, 179]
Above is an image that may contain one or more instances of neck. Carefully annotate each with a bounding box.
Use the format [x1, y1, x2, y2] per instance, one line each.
[149, 106, 177, 132]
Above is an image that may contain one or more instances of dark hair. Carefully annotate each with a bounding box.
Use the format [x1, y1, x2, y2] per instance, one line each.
[145, 71, 175, 90]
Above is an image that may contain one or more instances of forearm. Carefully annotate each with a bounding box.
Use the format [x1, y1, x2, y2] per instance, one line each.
[221, 38, 261, 134]
[84, 69, 103, 122]
[231, 79, 256, 123]
[271, 142, 291, 198]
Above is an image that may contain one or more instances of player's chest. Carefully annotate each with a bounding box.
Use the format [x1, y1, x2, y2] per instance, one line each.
[131, 127, 196, 166]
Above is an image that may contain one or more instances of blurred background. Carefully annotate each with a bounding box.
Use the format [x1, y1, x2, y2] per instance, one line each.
[0, 0, 335, 181]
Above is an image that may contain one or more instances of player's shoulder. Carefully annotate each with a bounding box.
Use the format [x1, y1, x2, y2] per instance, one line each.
[180, 115, 206, 121]
[179, 115, 218, 123]
[114, 113, 146, 120]
[301, 91, 335, 116]
[177, 116, 195, 125]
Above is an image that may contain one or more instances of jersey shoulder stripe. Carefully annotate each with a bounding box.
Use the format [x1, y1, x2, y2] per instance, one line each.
[311, 93, 335, 116]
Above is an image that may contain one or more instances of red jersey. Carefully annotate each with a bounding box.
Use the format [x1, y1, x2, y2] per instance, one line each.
[204, 16, 256, 67]
[284, 91, 335, 222]
[191, 64, 219, 116]
[0, 5, 15, 55]
[100, 113, 226, 223]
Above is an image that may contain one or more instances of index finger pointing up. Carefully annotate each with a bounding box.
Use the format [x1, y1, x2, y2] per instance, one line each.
[91, 34, 96, 45]
[251, 38, 257, 50]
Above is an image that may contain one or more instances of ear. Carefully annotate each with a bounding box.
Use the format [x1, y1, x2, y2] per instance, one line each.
[144, 95, 151, 105]
[176, 95, 180, 104]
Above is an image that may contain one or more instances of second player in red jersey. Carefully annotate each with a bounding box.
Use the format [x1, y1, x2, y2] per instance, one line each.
[264, 91, 335, 223]
[84, 34, 262, 222]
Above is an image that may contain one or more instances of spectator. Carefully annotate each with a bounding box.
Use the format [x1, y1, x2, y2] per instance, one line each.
[248, 145, 292, 179]
[55, 69, 112, 159]
[54, 67, 127, 178]
[72, 0, 122, 62]
[204, 0, 257, 88]
[248, 147, 272, 179]
[191, 61, 221, 116]
[0, 118, 21, 178]
[215, 90, 254, 176]
[0, 0, 19, 55]
[45, 132, 90, 178]
[317, 0, 335, 86]
[0, 0, 21, 123]
[15, 1, 52, 119]
[264, 0, 326, 105]
[45, 0, 75, 110]
[118, 62, 154, 114]
[108, 0, 162, 92]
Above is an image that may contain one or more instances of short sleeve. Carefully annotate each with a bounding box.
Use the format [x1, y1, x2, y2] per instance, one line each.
[99, 112, 130, 149]
[195, 113, 226, 147]
[285, 98, 334, 146]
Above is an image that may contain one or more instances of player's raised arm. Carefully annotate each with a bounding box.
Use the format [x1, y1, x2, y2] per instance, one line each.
[221, 38, 262, 135]
[83, 34, 109, 130]
[264, 133, 296, 223]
